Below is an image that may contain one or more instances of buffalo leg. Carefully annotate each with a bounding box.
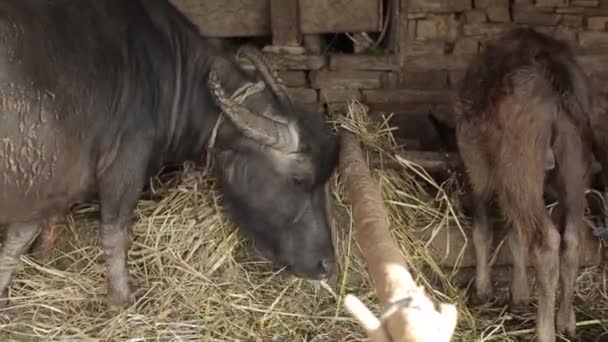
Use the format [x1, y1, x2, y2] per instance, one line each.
[100, 213, 133, 307]
[0, 221, 42, 308]
[98, 141, 150, 307]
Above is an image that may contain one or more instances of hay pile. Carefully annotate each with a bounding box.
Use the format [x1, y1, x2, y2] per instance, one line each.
[0, 101, 607, 341]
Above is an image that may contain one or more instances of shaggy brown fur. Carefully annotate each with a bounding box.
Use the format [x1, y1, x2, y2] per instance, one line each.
[454, 28, 594, 342]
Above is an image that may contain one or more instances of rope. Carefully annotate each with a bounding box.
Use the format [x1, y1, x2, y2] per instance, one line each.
[204, 81, 266, 173]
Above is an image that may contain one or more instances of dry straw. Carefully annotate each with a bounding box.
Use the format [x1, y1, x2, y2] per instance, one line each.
[0, 101, 606, 341]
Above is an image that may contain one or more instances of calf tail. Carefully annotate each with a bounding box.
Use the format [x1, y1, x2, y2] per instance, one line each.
[493, 97, 557, 248]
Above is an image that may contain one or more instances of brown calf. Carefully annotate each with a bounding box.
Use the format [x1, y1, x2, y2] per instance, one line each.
[454, 28, 595, 342]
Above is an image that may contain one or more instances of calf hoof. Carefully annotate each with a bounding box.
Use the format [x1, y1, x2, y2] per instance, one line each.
[556, 308, 576, 339]
[509, 295, 531, 315]
[0, 298, 8, 310]
[107, 287, 134, 308]
[470, 289, 493, 306]
[0, 289, 9, 309]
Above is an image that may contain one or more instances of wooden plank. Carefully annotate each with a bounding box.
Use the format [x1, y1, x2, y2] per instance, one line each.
[385, 0, 401, 52]
[238, 53, 327, 71]
[303, 35, 324, 54]
[409, 0, 472, 13]
[363, 89, 454, 104]
[299, 0, 383, 34]
[310, 71, 383, 89]
[286, 88, 318, 104]
[170, 0, 270, 37]
[278, 71, 308, 87]
[270, 0, 301, 46]
[319, 88, 362, 104]
[402, 53, 473, 71]
[371, 151, 462, 172]
[329, 54, 399, 71]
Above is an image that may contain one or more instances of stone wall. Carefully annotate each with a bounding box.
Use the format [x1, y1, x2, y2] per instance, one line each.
[383, 0, 608, 144]
[179, 0, 608, 150]
[273, 0, 608, 150]
[397, 0, 608, 113]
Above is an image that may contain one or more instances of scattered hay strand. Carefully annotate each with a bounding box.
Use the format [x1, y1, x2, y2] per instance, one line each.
[0, 100, 605, 340]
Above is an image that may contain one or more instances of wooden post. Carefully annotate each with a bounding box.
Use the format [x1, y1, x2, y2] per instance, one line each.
[266, 0, 306, 54]
[339, 131, 458, 342]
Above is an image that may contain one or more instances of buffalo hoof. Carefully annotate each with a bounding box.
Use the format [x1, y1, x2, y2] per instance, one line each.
[556, 308, 576, 340]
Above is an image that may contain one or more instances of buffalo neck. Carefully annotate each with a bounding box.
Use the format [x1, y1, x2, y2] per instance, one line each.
[133, 1, 256, 168]
[158, 42, 252, 167]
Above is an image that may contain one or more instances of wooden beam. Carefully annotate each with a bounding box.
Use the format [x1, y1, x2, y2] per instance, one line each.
[303, 35, 324, 54]
[270, 0, 301, 47]
[170, 0, 270, 37]
[362, 89, 454, 105]
[238, 52, 327, 71]
[329, 54, 400, 71]
[299, 0, 383, 34]
[371, 151, 462, 173]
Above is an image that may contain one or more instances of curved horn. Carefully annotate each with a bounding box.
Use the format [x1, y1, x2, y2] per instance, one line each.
[237, 46, 293, 107]
[208, 70, 295, 152]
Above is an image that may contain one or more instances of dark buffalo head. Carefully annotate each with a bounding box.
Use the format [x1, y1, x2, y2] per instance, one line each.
[207, 47, 339, 280]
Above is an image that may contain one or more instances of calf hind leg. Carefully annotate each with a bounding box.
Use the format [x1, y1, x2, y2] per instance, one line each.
[553, 135, 589, 338]
[0, 221, 42, 308]
[458, 143, 494, 305]
[470, 190, 494, 305]
[499, 190, 560, 342]
[507, 227, 530, 312]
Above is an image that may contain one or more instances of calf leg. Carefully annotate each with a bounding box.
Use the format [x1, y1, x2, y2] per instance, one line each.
[457, 141, 494, 304]
[30, 215, 64, 263]
[498, 178, 559, 342]
[507, 227, 530, 311]
[553, 133, 589, 338]
[470, 192, 493, 304]
[0, 221, 42, 308]
[530, 221, 560, 342]
[502, 204, 559, 342]
[555, 211, 581, 338]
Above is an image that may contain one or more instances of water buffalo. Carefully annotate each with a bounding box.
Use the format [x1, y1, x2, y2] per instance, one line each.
[0, 0, 339, 308]
[454, 28, 595, 342]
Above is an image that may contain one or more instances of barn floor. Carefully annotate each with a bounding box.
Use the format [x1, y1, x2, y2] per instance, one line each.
[0, 102, 607, 341]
